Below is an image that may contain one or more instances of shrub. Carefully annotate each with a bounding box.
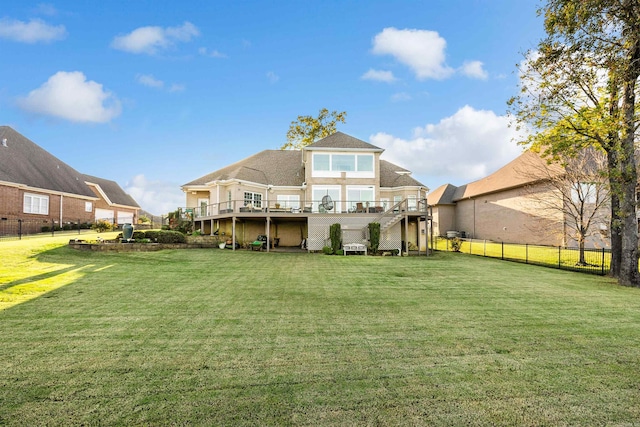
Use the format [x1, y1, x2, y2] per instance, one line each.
[62, 224, 73, 231]
[335, 249, 344, 256]
[92, 220, 113, 233]
[41, 226, 51, 232]
[132, 231, 146, 240]
[330, 223, 342, 254]
[322, 246, 333, 255]
[156, 230, 187, 244]
[368, 222, 380, 254]
[145, 230, 161, 242]
[450, 237, 462, 252]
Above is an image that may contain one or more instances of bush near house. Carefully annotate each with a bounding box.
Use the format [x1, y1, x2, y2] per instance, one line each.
[92, 220, 113, 233]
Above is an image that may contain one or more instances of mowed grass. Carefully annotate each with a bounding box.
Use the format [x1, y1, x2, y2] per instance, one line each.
[1, 237, 640, 425]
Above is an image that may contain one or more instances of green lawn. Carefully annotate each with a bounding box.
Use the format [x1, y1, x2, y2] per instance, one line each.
[1, 236, 640, 426]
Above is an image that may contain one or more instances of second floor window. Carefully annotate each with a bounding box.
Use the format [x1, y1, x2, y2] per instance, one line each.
[312, 153, 374, 175]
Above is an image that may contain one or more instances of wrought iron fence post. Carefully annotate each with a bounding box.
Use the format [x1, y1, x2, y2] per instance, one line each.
[526, 244, 528, 264]
[51, 219, 55, 236]
[18, 219, 22, 240]
[601, 248, 605, 276]
[501, 241, 504, 260]
[558, 246, 561, 269]
[78, 219, 81, 234]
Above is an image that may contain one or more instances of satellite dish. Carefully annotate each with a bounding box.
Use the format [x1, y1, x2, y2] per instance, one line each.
[321, 195, 334, 211]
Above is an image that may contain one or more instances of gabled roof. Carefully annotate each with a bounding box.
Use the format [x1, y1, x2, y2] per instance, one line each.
[379, 160, 427, 188]
[83, 174, 140, 208]
[452, 150, 563, 201]
[0, 126, 96, 198]
[184, 150, 305, 187]
[305, 131, 384, 151]
[428, 184, 458, 205]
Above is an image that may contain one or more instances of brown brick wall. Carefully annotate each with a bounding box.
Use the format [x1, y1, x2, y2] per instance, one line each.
[0, 184, 94, 223]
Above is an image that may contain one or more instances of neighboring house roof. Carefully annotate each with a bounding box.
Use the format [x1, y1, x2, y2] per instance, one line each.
[184, 150, 305, 187]
[83, 174, 140, 208]
[305, 131, 384, 151]
[0, 126, 96, 198]
[452, 150, 562, 201]
[379, 160, 426, 188]
[428, 184, 458, 205]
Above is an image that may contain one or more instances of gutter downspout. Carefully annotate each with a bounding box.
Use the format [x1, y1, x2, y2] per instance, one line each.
[60, 194, 63, 225]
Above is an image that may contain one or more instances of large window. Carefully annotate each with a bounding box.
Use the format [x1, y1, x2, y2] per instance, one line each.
[24, 193, 49, 215]
[333, 154, 355, 172]
[312, 153, 374, 177]
[312, 186, 341, 212]
[244, 191, 262, 208]
[313, 154, 330, 171]
[347, 186, 374, 211]
[276, 195, 300, 209]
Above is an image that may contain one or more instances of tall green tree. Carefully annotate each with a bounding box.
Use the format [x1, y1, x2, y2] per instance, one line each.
[280, 108, 347, 150]
[509, 0, 640, 286]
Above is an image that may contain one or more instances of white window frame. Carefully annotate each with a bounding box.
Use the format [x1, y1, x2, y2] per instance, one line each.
[346, 185, 375, 211]
[312, 153, 375, 178]
[85, 201, 93, 212]
[312, 185, 342, 213]
[24, 193, 49, 215]
[243, 191, 262, 208]
[276, 195, 300, 210]
[198, 198, 209, 217]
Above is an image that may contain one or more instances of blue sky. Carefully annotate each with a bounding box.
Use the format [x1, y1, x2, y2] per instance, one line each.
[1, 1, 544, 215]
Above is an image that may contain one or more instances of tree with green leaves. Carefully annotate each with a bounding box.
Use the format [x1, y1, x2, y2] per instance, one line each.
[280, 108, 347, 150]
[509, 0, 640, 286]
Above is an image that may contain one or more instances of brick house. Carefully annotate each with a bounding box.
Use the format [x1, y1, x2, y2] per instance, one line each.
[0, 126, 140, 234]
[430, 150, 610, 248]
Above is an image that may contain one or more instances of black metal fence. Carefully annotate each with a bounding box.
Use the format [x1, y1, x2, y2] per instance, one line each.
[434, 237, 611, 276]
[0, 218, 160, 241]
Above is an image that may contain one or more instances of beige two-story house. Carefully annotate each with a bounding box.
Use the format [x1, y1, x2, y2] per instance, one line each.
[182, 132, 429, 252]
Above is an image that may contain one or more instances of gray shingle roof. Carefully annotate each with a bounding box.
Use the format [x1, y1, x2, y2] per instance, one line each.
[184, 150, 305, 187]
[83, 174, 140, 208]
[305, 131, 383, 151]
[0, 126, 96, 198]
[379, 160, 426, 188]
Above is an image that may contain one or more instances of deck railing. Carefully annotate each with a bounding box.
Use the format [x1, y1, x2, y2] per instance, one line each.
[184, 199, 428, 218]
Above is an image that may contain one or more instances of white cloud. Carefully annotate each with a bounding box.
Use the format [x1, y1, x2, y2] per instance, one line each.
[17, 71, 121, 123]
[0, 17, 66, 43]
[370, 105, 524, 184]
[111, 21, 199, 55]
[391, 92, 412, 102]
[124, 174, 185, 215]
[361, 69, 397, 83]
[169, 83, 185, 93]
[266, 71, 279, 84]
[198, 47, 227, 58]
[136, 74, 164, 88]
[461, 60, 488, 80]
[372, 27, 454, 80]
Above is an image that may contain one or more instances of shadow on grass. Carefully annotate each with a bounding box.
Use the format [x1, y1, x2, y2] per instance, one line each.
[0, 245, 114, 311]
